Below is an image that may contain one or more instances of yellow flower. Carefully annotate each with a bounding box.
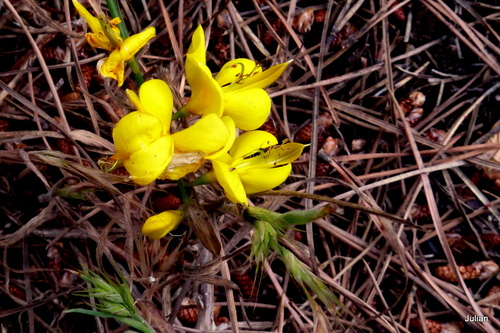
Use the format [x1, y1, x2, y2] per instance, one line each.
[183, 26, 290, 130]
[215, 59, 291, 131]
[142, 210, 184, 239]
[73, 0, 121, 51]
[211, 131, 306, 205]
[112, 79, 235, 184]
[159, 115, 236, 180]
[73, 0, 155, 86]
[183, 26, 224, 117]
[112, 79, 174, 185]
[98, 27, 155, 86]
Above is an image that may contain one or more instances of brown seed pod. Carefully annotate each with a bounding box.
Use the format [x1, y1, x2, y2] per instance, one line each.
[109, 167, 130, 177]
[315, 9, 327, 23]
[321, 137, 340, 156]
[263, 19, 286, 46]
[390, 1, 406, 22]
[408, 91, 426, 107]
[61, 91, 81, 103]
[216, 10, 232, 30]
[330, 22, 358, 49]
[76, 64, 96, 90]
[414, 318, 462, 333]
[405, 107, 424, 127]
[399, 91, 426, 114]
[293, 8, 315, 34]
[295, 112, 333, 143]
[425, 128, 447, 144]
[177, 302, 222, 324]
[486, 285, 500, 313]
[57, 139, 74, 155]
[8, 284, 26, 300]
[410, 203, 430, 221]
[233, 272, 258, 300]
[351, 138, 366, 151]
[316, 162, 332, 177]
[60, 270, 76, 288]
[258, 118, 279, 139]
[177, 306, 198, 323]
[295, 124, 312, 143]
[42, 45, 66, 63]
[435, 261, 499, 282]
[153, 194, 183, 212]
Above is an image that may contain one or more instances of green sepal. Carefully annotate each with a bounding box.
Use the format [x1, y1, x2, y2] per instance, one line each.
[280, 205, 334, 226]
[245, 205, 333, 228]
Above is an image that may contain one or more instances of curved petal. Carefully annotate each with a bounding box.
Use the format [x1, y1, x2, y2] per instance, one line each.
[212, 160, 248, 205]
[215, 58, 261, 87]
[124, 135, 174, 185]
[224, 60, 291, 93]
[118, 26, 156, 61]
[139, 79, 173, 133]
[85, 32, 115, 51]
[112, 111, 163, 158]
[171, 114, 229, 154]
[235, 142, 307, 170]
[239, 163, 292, 194]
[187, 25, 206, 66]
[184, 56, 224, 117]
[158, 151, 205, 180]
[73, 0, 102, 35]
[142, 210, 184, 239]
[229, 130, 278, 160]
[98, 53, 125, 86]
[205, 116, 236, 160]
[125, 89, 146, 113]
[223, 88, 271, 131]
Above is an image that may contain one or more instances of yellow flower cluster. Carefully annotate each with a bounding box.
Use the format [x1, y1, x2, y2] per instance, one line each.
[72, 16, 306, 237]
[73, 0, 155, 86]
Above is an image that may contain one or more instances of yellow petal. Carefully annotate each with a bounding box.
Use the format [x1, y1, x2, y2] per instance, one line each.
[224, 60, 291, 93]
[85, 32, 115, 51]
[239, 163, 292, 194]
[125, 89, 146, 113]
[142, 210, 184, 239]
[212, 160, 248, 205]
[73, 0, 102, 35]
[171, 114, 229, 153]
[205, 116, 236, 160]
[187, 25, 206, 66]
[223, 88, 271, 131]
[112, 111, 164, 157]
[235, 142, 307, 171]
[259, 142, 306, 165]
[98, 53, 125, 86]
[159, 152, 205, 180]
[184, 56, 224, 117]
[117, 26, 156, 61]
[229, 130, 278, 160]
[124, 135, 174, 185]
[215, 58, 262, 87]
[139, 79, 173, 133]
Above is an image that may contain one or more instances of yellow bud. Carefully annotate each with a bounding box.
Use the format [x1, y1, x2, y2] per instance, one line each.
[142, 210, 184, 239]
[112, 111, 164, 158]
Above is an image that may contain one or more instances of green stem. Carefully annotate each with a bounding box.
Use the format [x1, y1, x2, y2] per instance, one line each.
[105, 0, 128, 38]
[177, 179, 191, 205]
[172, 106, 190, 120]
[184, 171, 216, 187]
[127, 58, 145, 86]
[105, 0, 145, 86]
